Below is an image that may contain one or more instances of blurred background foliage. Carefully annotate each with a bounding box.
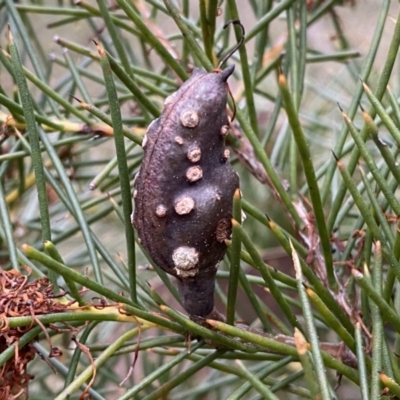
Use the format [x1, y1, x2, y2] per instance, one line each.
[1, 0, 400, 399]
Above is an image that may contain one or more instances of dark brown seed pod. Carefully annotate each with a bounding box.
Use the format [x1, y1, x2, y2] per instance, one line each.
[133, 65, 239, 318]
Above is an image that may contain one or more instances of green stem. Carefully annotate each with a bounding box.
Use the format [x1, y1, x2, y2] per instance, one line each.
[227, 356, 297, 399]
[5, 0, 59, 116]
[370, 241, 383, 398]
[163, 0, 212, 70]
[21, 245, 181, 332]
[0, 182, 19, 270]
[38, 131, 103, 284]
[327, 1, 399, 228]
[238, 0, 297, 45]
[359, 167, 393, 246]
[235, 107, 303, 226]
[266, 218, 354, 334]
[355, 322, 369, 400]
[379, 374, 400, 398]
[99, 43, 136, 303]
[226, 0, 259, 136]
[291, 243, 331, 400]
[207, 319, 359, 384]
[160, 305, 257, 353]
[116, 0, 188, 80]
[341, 107, 400, 215]
[106, 50, 160, 119]
[234, 220, 302, 332]
[54, 327, 142, 399]
[352, 268, 400, 333]
[334, 155, 400, 281]
[116, 342, 203, 400]
[44, 241, 81, 301]
[306, 288, 355, 352]
[226, 190, 242, 325]
[9, 30, 52, 245]
[142, 348, 223, 400]
[233, 360, 279, 400]
[64, 321, 98, 388]
[0, 326, 42, 368]
[363, 81, 400, 146]
[279, 72, 335, 289]
[199, 0, 214, 63]
[63, 48, 92, 104]
[293, 329, 320, 399]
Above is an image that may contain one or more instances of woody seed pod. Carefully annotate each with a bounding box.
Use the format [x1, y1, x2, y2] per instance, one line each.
[133, 65, 239, 318]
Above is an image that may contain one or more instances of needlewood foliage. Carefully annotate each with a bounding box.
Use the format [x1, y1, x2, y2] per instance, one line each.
[1, 1, 400, 399]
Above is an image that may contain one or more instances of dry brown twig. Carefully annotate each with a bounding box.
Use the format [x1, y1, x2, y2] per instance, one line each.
[0, 268, 72, 398]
